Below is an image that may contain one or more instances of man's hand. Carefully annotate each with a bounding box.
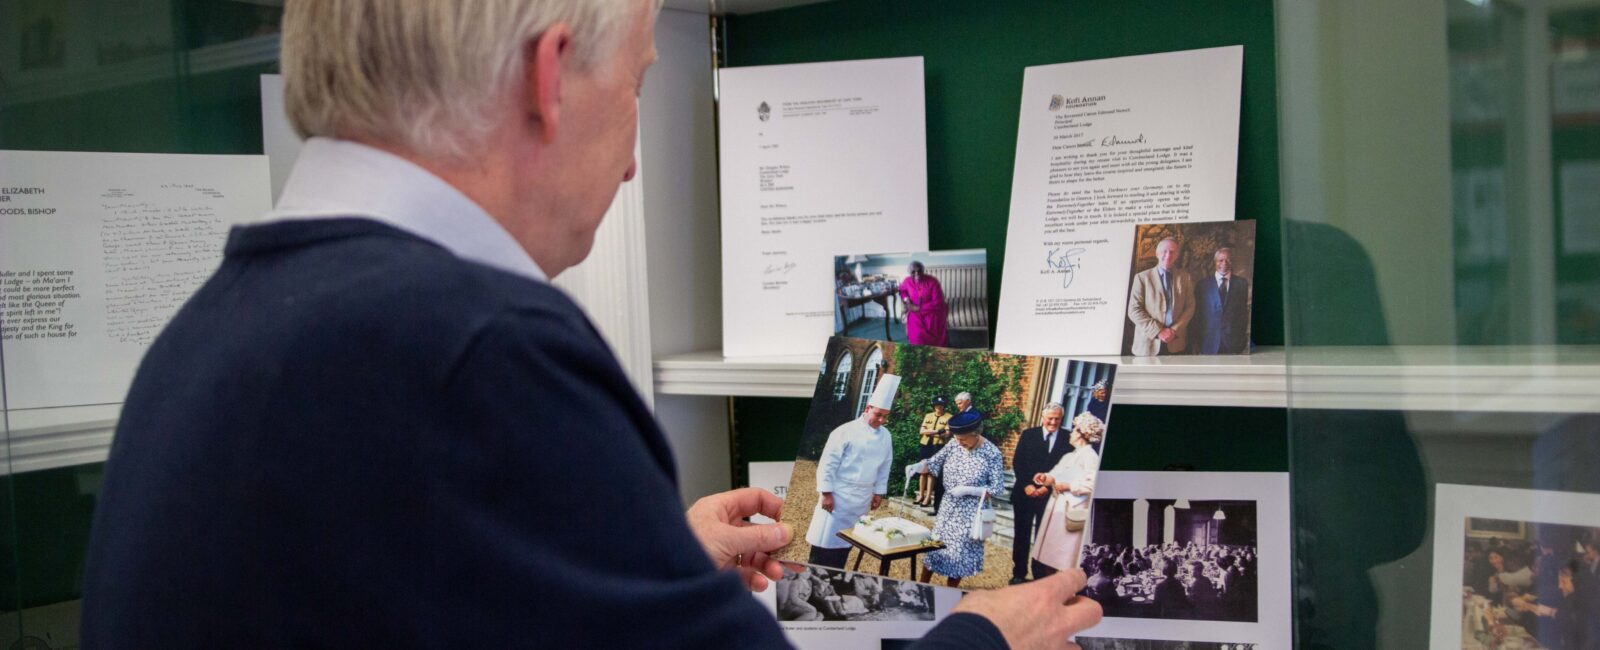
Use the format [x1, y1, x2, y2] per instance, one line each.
[686, 488, 792, 592]
[821, 492, 835, 513]
[951, 569, 1103, 650]
[1157, 327, 1175, 343]
[871, 494, 884, 510]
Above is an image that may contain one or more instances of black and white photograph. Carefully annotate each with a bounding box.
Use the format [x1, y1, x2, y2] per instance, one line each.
[1085, 472, 1291, 648]
[1076, 639, 1258, 650]
[1081, 498, 1258, 622]
[1431, 484, 1600, 650]
[775, 565, 936, 622]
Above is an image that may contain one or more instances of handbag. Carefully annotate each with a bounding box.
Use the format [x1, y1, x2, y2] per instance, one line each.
[968, 492, 997, 541]
[1064, 503, 1090, 532]
[1061, 476, 1092, 532]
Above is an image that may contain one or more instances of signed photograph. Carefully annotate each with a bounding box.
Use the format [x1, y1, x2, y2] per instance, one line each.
[1121, 221, 1256, 357]
[1430, 484, 1600, 650]
[833, 250, 989, 349]
[773, 336, 1117, 591]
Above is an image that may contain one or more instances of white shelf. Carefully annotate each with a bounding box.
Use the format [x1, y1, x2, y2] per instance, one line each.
[2, 346, 1592, 478]
[1284, 345, 1600, 414]
[654, 345, 1600, 414]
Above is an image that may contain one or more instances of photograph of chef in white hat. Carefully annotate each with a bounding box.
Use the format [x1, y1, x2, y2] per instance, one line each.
[806, 374, 903, 569]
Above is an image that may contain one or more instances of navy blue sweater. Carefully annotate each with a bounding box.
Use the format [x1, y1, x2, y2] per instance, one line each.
[81, 219, 1004, 649]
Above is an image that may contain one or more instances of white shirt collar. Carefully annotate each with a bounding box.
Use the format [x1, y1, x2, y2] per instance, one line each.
[262, 137, 547, 284]
[1216, 272, 1230, 285]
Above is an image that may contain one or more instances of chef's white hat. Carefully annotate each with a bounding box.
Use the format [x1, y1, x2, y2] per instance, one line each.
[866, 374, 902, 410]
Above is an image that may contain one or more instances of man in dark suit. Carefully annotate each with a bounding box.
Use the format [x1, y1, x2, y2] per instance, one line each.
[1576, 538, 1600, 633]
[1193, 247, 1250, 354]
[1010, 403, 1072, 584]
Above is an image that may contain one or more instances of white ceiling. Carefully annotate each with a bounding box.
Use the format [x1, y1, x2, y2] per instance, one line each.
[661, 0, 836, 15]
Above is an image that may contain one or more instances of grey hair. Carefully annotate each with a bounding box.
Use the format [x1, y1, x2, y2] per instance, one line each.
[282, 0, 641, 161]
[1043, 402, 1065, 415]
[1157, 237, 1180, 252]
[955, 392, 972, 403]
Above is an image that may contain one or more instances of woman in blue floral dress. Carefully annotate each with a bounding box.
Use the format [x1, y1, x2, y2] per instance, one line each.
[915, 411, 1005, 587]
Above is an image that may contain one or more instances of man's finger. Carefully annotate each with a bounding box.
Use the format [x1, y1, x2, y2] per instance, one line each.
[1049, 596, 1103, 639]
[738, 566, 771, 592]
[719, 487, 785, 521]
[725, 521, 792, 554]
[759, 555, 785, 582]
[1032, 568, 1089, 603]
[738, 550, 771, 569]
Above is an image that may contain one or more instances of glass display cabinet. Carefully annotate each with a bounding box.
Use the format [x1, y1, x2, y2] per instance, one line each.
[2, 0, 1596, 647]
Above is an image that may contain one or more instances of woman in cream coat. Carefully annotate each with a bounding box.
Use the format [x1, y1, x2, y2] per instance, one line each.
[1029, 411, 1106, 578]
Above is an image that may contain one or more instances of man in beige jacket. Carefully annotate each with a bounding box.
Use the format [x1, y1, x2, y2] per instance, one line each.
[1127, 237, 1194, 356]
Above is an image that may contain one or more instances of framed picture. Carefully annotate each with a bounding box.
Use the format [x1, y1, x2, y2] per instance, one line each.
[1466, 517, 1526, 540]
[1430, 484, 1600, 650]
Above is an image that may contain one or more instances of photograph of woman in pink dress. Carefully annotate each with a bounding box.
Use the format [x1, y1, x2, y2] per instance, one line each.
[898, 261, 949, 346]
[833, 250, 988, 348]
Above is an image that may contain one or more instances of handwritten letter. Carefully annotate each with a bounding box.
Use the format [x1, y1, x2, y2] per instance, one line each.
[1, 151, 270, 409]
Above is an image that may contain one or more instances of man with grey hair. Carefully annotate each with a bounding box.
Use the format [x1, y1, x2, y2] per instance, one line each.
[81, 1, 1101, 647]
[1009, 403, 1072, 584]
[1127, 236, 1195, 356]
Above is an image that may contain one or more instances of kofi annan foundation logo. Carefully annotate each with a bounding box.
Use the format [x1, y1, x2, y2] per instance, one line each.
[1048, 94, 1064, 111]
[758, 101, 771, 122]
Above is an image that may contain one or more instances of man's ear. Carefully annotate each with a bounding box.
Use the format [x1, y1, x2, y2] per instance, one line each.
[525, 23, 573, 143]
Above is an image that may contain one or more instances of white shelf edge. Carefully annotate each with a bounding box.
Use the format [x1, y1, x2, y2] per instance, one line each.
[2, 346, 1592, 477]
[655, 345, 1600, 413]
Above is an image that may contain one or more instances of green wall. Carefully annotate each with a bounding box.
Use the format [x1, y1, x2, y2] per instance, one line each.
[1, 2, 281, 618]
[724, 0, 1284, 348]
[721, 0, 1289, 495]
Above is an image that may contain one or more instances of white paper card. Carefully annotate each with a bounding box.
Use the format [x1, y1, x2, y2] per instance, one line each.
[718, 57, 929, 357]
[1081, 471, 1292, 648]
[260, 74, 304, 204]
[749, 461, 795, 524]
[1, 150, 271, 410]
[754, 565, 959, 650]
[995, 46, 1242, 356]
[1429, 484, 1600, 650]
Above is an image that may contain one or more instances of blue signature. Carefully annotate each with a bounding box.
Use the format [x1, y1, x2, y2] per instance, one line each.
[1045, 247, 1087, 288]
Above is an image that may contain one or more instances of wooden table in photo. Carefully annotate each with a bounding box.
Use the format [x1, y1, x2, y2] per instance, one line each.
[836, 530, 944, 578]
[836, 289, 899, 340]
